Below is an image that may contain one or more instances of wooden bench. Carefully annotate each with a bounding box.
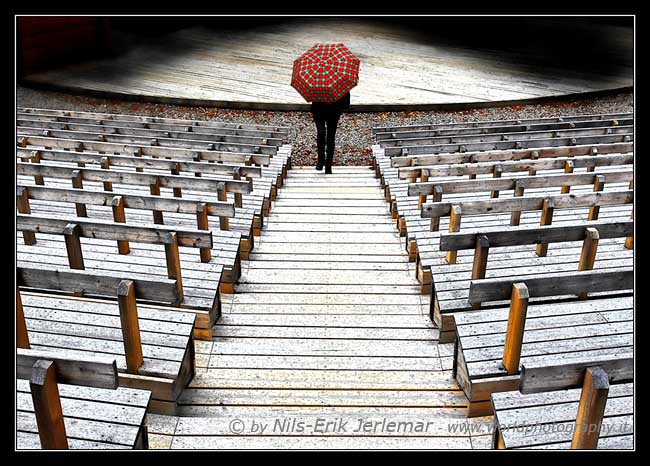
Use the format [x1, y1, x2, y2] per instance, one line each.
[17, 113, 289, 140]
[452, 268, 633, 416]
[491, 360, 633, 449]
[17, 144, 287, 255]
[17, 183, 242, 292]
[16, 348, 151, 449]
[18, 107, 292, 135]
[16, 212, 219, 339]
[374, 141, 631, 243]
[376, 116, 633, 141]
[432, 219, 633, 340]
[381, 133, 633, 158]
[18, 266, 196, 414]
[16, 126, 282, 155]
[17, 120, 285, 147]
[378, 125, 632, 150]
[410, 171, 633, 268]
[15, 158, 251, 260]
[372, 112, 633, 136]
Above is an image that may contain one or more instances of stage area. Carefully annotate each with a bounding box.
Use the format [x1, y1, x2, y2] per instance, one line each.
[21, 17, 633, 110]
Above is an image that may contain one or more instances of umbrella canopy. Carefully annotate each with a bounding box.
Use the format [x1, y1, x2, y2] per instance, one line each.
[291, 43, 360, 103]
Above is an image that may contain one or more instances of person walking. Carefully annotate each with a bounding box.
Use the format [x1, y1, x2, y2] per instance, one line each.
[311, 91, 350, 174]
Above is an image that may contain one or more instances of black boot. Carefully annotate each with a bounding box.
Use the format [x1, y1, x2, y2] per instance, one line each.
[316, 160, 324, 171]
[325, 164, 332, 174]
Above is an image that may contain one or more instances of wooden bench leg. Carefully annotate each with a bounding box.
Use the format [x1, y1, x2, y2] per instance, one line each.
[430, 186, 443, 232]
[535, 199, 555, 257]
[111, 196, 130, 254]
[578, 228, 600, 299]
[217, 183, 230, 231]
[117, 280, 144, 374]
[171, 163, 183, 198]
[16, 187, 36, 245]
[17, 287, 30, 349]
[149, 177, 164, 224]
[490, 164, 502, 198]
[571, 366, 609, 450]
[63, 223, 85, 270]
[501, 283, 529, 375]
[164, 232, 184, 301]
[101, 157, 113, 191]
[509, 181, 525, 226]
[30, 360, 68, 449]
[71, 170, 88, 217]
[233, 170, 244, 208]
[588, 175, 605, 221]
[445, 205, 462, 264]
[560, 160, 574, 194]
[625, 210, 633, 249]
[196, 203, 212, 263]
[470, 235, 490, 309]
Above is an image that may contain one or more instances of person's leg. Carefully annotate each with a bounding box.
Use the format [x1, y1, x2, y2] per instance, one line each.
[324, 112, 341, 174]
[312, 112, 326, 170]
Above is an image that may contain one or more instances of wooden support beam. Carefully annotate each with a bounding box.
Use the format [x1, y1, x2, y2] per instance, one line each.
[625, 209, 633, 249]
[217, 182, 230, 231]
[233, 169, 244, 208]
[116, 280, 143, 374]
[561, 160, 575, 194]
[535, 198, 555, 257]
[528, 150, 539, 176]
[63, 223, 84, 270]
[509, 181, 525, 226]
[100, 157, 113, 191]
[429, 186, 444, 232]
[588, 175, 606, 220]
[501, 283, 530, 375]
[418, 170, 428, 208]
[17, 287, 30, 349]
[29, 150, 45, 185]
[578, 228, 600, 299]
[171, 162, 182, 197]
[111, 196, 130, 255]
[586, 147, 598, 172]
[445, 205, 462, 264]
[468, 154, 477, 179]
[149, 176, 164, 224]
[30, 360, 68, 449]
[134, 148, 144, 172]
[571, 366, 610, 450]
[471, 235, 490, 281]
[164, 232, 184, 301]
[71, 170, 88, 217]
[16, 187, 36, 245]
[196, 202, 212, 263]
[470, 235, 490, 310]
[490, 164, 503, 198]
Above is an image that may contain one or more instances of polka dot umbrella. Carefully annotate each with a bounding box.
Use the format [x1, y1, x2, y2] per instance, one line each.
[291, 43, 360, 103]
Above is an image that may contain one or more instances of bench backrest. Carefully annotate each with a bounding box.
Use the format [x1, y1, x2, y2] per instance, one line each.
[467, 268, 633, 305]
[440, 219, 633, 252]
[19, 184, 236, 218]
[414, 170, 633, 197]
[16, 160, 252, 194]
[17, 146, 263, 177]
[390, 142, 633, 167]
[17, 348, 119, 389]
[18, 265, 181, 305]
[422, 190, 632, 219]
[519, 354, 633, 394]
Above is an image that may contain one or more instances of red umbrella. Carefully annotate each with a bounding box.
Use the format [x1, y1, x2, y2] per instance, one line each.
[291, 43, 360, 103]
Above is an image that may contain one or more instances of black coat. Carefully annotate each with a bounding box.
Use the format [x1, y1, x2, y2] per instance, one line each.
[311, 92, 350, 119]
